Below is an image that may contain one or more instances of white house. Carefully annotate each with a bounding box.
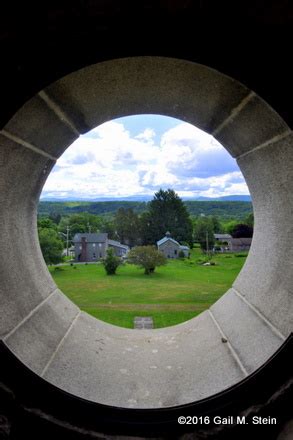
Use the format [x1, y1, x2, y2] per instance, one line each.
[157, 231, 190, 258]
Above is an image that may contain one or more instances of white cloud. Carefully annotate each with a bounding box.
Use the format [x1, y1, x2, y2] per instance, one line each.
[42, 118, 249, 199]
[135, 128, 156, 142]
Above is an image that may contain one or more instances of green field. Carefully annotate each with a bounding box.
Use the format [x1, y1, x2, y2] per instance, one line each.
[50, 250, 247, 329]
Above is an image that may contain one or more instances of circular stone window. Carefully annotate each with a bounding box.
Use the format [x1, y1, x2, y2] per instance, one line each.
[0, 57, 292, 408]
[40, 113, 251, 330]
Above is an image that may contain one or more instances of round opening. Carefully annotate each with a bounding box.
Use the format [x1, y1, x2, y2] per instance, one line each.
[39, 114, 252, 330]
[1, 57, 291, 409]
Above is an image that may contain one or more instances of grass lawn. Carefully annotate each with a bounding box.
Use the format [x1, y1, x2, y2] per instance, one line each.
[49, 249, 248, 329]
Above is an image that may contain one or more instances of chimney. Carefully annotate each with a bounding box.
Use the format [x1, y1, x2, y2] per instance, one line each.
[81, 237, 87, 262]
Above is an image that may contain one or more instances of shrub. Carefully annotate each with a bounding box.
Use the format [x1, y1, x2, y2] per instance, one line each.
[127, 245, 167, 275]
[102, 248, 121, 275]
[38, 227, 63, 265]
[178, 250, 185, 259]
[54, 266, 64, 271]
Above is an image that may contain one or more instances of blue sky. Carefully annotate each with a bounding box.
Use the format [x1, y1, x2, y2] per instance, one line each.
[41, 115, 249, 200]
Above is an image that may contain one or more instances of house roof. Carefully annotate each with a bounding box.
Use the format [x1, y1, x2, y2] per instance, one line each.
[108, 239, 129, 250]
[157, 236, 180, 247]
[231, 237, 252, 245]
[214, 234, 232, 240]
[73, 233, 108, 243]
[179, 245, 190, 250]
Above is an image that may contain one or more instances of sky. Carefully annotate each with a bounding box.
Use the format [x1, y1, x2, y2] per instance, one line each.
[41, 115, 249, 200]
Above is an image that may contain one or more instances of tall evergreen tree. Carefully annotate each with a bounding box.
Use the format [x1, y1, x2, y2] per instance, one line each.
[114, 208, 141, 247]
[141, 189, 193, 246]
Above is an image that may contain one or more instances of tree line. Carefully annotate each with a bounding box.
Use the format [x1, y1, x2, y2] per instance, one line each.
[38, 189, 253, 264]
[39, 199, 252, 220]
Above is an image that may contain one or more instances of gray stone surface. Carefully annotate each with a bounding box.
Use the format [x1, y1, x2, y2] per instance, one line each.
[0, 136, 57, 337]
[1, 57, 292, 409]
[43, 311, 245, 408]
[215, 94, 289, 158]
[45, 57, 250, 143]
[235, 133, 293, 336]
[210, 289, 284, 373]
[3, 95, 78, 158]
[5, 290, 79, 374]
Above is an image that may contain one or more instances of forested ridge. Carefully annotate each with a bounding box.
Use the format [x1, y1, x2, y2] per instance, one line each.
[38, 200, 252, 220]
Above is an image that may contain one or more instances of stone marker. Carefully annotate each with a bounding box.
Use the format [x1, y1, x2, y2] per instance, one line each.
[134, 317, 154, 329]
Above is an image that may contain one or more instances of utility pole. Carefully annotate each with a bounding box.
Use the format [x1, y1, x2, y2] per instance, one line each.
[58, 226, 70, 257]
[66, 226, 70, 257]
[206, 230, 209, 255]
[87, 222, 92, 234]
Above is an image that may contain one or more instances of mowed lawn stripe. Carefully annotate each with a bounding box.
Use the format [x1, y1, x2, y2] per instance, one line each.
[80, 303, 209, 311]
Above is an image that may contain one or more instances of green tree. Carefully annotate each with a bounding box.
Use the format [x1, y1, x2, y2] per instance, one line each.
[194, 217, 215, 251]
[102, 248, 121, 275]
[58, 213, 103, 238]
[127, 245, 167, 275]
[230, 223, 253, 238]
[114, 208, 141, 247]
[141, 189, 193, 246]
[99, 217, 117, 240]
[211, 216, 223, 233]
[38, 217, 58, 231]
[38, 227, 64, 264]
[244, 212, 254, 228]
[224, 220, 239, 235]
[48, 212, 62, 225]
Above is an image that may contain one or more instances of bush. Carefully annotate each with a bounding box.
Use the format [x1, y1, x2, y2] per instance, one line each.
[103, 248, 121, 275]
[127, 245, 167, 275]
[178, 250, 185, 259]
[54, 266, 64, 271]
[38, 227, 64, 265]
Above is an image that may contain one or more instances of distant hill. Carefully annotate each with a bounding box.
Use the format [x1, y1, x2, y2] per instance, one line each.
[40, 194, 251, 203]
[195, 195, 251, 202]
[38, 199, 253, 220]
